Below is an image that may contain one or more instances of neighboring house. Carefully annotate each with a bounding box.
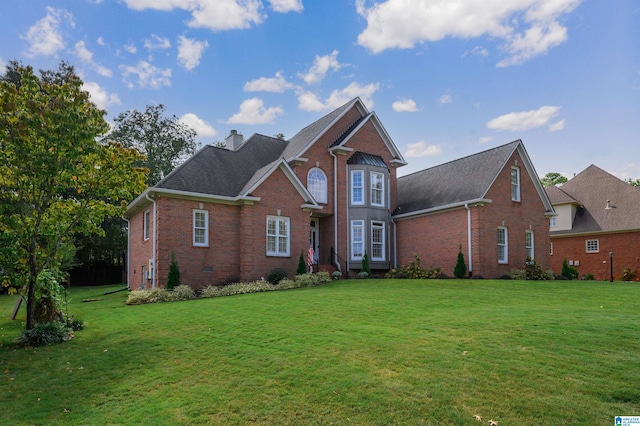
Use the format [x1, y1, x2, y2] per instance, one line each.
[394, 140, 555, 278]
[546, 165, 640, 280]
[124, 98, 553, 289]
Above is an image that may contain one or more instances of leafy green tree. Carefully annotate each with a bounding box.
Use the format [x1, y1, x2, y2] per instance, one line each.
[167, 252, 181, 290]
[454, 245, 467, 278]
[561, 258, 578, 280]
[0, 63, 147, 329]
[626, 178, 640, 187]
[361, 251, 371, 274]
[540, 172, 568, 188]
[297, 251, 307, 275]
[106, 104, 197, 186]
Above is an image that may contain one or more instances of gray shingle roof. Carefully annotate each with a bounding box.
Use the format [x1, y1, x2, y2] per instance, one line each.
[549, 164, 640, 234]
[395, 141, 521, 215]
[545, 185, 577, 204]
[156, 134, 288, 197]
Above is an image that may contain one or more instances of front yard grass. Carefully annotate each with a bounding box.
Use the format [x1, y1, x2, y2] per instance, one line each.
[1, 279, 639, 425]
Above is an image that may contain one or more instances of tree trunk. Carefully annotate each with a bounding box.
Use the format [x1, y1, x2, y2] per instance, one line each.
[26, 256, 38, 330]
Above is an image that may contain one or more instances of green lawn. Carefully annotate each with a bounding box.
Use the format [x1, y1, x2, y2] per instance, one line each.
[1, 279, 639, 425]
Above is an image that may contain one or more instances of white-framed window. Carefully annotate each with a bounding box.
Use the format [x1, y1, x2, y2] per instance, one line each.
[267, 216, 290, 257]
[370, 172, 385, 207]
[351, 220, 364, 260]
[585, 239, 599, 253]
[497, 226, 508, 264]
[193, 209, 209, 246]
[351, 170, 364, 205]
[525, 230, 534, 259]
[511, 167, 521, 202]
[549, 217, 556, 227]
[371, 221, 385, 261]
[307, 168, 327, 204]
[143, 209, 150, 241]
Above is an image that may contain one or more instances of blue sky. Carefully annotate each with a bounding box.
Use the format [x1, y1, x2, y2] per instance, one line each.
[1, 0, 638, 179]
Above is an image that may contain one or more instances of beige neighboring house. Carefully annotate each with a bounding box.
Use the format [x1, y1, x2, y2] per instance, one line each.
[546, 165, 640, 280]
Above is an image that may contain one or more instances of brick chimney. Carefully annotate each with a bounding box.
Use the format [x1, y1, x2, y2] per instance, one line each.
[225, 130, 244, 150]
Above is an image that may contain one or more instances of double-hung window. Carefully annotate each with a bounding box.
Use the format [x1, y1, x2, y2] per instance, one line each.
[351, 170, 364, 205]
[370, 172, 384, 207]
[351, 220, 364, 260]
[307, 168, 327, 204]
[143, 209, 150, 241]
[497, 226, 508, 264]
[371, 221, 385, 261]
[193, 209, 208, 246]
[525, 230, 534, 259]
[511, 167, 521, 202]
[267, 216, 290, 256]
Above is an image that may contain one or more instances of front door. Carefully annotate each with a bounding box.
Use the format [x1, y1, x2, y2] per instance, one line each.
[309, 219, 320, 264]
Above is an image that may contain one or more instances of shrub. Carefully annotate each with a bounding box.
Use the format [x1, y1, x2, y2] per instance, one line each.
[385, 254, 442, 279]
[525, 257, 553, 280]
[584, 273, 595, 280]
[16, 322, 71, 347]
[266, 268, 287, 285]
[508, 268, 526, 280]
[561, 258, 578, 280]
[297, 251, 307, 275]
[201, 273, 332, 299]
[170, 285, 195, 301]
[64, 315, 84, 331]
[361, 251, 371, 274]
[620, 268, 637, 281]
[167, 252, 181, 290]
[453, 245, 467, 278]
[125, 288, 173, 305]
[358, 271, 369, 279]
[332, 271, 342, 280]
[34, 269, 65, 324]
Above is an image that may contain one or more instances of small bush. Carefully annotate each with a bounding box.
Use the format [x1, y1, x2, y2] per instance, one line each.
[266, 268, 287, 285]
[297, 251, 307, 275]
[201, 273, 332, 299]
[561, 258, 578, 280]
[332, 271, 342, 280]
[361, 252, 371, 274]
[167, 252, 181, 290]
[64, 315, 84, 331]
[357, 271, 369, 279]
[584, 273, 595, 281]
[16, 322, 71, 347]
[385, 254, 442, 279]
[525, 257, 553, 280]
[620, 268, 637, 281]
[125, 288, 174, 305]
[453, 245, 467, 278]
[508, 268, 527, 280]
[170, 285, 195, 301]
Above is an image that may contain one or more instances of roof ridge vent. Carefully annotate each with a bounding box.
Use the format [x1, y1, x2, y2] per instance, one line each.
[330, 114, 368, 147]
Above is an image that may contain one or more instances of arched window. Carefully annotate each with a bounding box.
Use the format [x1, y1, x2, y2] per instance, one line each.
[307, 168, 327, 203]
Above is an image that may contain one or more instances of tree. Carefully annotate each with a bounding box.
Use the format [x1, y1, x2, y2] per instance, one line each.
[167, 252, 181, 290]
[106, 104, 197, 186]
[297, 251, 307, 275]
[626, 178, 640, 187]
[0, 63, 148, 329]
[454, 245, 467, 278]
[540, 172, 568, 188]
[361, 251, 371, 274]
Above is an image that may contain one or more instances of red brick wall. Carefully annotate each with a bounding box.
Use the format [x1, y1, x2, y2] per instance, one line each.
[127, 204, 154, 290]
[395, 150, 551, 279]
[551, 231, 640, 280]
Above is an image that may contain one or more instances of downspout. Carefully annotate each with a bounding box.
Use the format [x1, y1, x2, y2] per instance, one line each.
[329, 150, 342, 274]
[464, 203, 473, 277]
[124, 217, 131, 289]
[145, 192, 157, 288]
[388, 173, 396, 269]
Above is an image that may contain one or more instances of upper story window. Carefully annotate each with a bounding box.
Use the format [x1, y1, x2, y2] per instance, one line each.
[585, 239, 599, 253]
[525, 230, 534, 259]
[511, 167, 521, 202]
[351, 170, 364, 205]
[370, 172, 385, 207]
[549, 217, 557, 227]
[143, 209, 150, 241]
[193, 209, 209, 246]
[371, 221, 385, 261]
[351, 220, 364, 260]
[497, 226, 508, 264]
[267, 216, 290, 257]
[307, 168, 327, 204]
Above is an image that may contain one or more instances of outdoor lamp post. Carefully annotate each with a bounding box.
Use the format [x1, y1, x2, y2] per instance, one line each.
[609, 252, 613, 282]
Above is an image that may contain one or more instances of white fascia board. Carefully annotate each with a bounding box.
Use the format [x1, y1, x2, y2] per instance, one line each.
[393, 198, 492, 220]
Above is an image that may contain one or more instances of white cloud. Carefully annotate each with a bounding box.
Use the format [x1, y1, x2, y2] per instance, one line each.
[404, 142, 442, 158]
[297, 82, 380, 112]
[123, 0, 265, 31]
[124, 43, 137, 54]
[356, 0, 581, 66]
[300, 50, 342, 85]
[97, 36, 107, 46]
[144, 34, 171, 50]
[392, 98, 419, 112]
[74, 41, 113, 77]
[0, 58, 6, 74]
[439, 92, 452, 104]
[82, 81, 121, 110]
[227, 98, 284, 124]
[120, 61, 171, 89]
[21, 7, 75, 57]
[244, 71, 294, 92]
[478, 136, 495, 144]
[268, 0, 303, 13]
[463, 45, 489, 57]
[548, 119, 565, 132]
[179, 113, 217, 138]
[177, 36, 209, 70]
[487, 106, 561, 132]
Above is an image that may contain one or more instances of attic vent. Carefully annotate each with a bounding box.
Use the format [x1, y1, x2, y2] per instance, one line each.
[330, 114, 368, 147]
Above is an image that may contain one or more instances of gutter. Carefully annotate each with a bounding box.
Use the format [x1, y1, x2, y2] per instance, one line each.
[393, 198, 492, 220]
[145, 192, 157, 289]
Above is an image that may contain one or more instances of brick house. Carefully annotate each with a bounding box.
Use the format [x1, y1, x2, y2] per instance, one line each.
[124, 98, 554, 289]
[546, 165, 640, 280]
[394, 140, 555, 278]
